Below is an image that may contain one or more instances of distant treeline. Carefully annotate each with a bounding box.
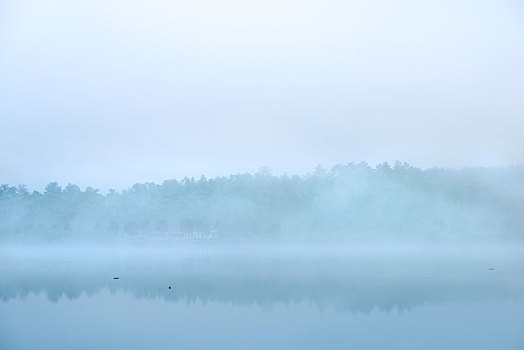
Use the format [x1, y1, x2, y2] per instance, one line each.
[1, 162, 523, 241]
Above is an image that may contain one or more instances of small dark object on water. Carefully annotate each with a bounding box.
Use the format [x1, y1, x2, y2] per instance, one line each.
[168, 286, 172, 289]
[489, 268, 494, 271]
[114, 277, 120, 279]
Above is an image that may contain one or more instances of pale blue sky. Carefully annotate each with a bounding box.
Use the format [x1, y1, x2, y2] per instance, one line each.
[1, 0, 523, 190]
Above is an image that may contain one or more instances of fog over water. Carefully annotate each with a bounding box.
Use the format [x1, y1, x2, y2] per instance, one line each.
[1, 243, 522, 310]
[2, 244, 524, 349]
[1, 0, 524, 348]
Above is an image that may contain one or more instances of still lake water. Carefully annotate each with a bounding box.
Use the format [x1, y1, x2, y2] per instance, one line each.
[1, 244, 523, 349]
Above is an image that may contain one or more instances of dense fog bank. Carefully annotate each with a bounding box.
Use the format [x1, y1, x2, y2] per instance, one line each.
[1, 162, 523, 242]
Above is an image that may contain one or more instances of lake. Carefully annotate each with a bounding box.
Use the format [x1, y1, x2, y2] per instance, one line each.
[1, 244, 523, 349]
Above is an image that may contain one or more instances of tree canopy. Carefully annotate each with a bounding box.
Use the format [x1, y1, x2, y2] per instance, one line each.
[1, 163, 523, 242]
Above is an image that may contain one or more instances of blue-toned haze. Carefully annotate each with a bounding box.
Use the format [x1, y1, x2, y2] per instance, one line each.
[3, 3, 524, 349]
[1, 0, 523, 190]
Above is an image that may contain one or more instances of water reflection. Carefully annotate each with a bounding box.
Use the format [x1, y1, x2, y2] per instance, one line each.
[2, 245, 523, 313]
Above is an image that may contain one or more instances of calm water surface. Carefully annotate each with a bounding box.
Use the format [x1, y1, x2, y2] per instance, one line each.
[1, 244, 523, 349]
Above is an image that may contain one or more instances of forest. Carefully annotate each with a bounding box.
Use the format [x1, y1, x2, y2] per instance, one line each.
[1, 162, 523, 242]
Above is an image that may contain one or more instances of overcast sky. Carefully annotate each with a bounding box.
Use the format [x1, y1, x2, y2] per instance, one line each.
[1, 0, 523, 190]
